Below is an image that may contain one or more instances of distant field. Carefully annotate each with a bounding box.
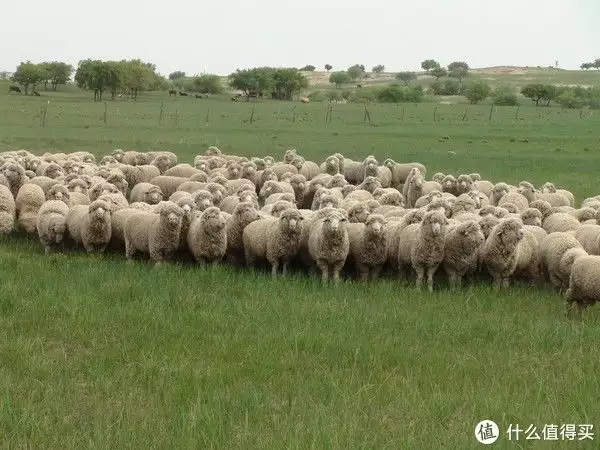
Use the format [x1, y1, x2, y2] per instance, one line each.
[1, 82, 600, 448]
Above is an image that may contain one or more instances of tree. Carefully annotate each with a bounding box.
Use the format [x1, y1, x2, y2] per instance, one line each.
[521, 83, 558, 106]
[75, 59, 110, 101]
[430, 67, 447, 81]
[0, 71, 9, 80]
[421, 59, 440, 72]
[580, 62, 593, 70]
[300, 65, 316, 71]
[492, 85, 519, 106]
[229, 67, 273, 100]
[272, 68, 309, 100]
[329, 71, 350, 88]
[324, 64, 332, 71]
[372, 65, 385, 76]
[347, 64, 365, 82]
[193, 74, 224, 94]
[447, 61, 469, 82]
[594, 59, 600, 70]
[395, 71, 417, 85]
[464, 80, 491, 104]
[11, 61, 44, 94]
[169, 71, 186, 80]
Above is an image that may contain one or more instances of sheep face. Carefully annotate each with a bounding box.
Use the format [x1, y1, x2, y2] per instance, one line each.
[530, 200, 552, 218]
[423, 210, 448, 236]
[283, 149, 297, 164]
[193, 191, 214, 211]
[541, 182, 556, 193]
[323, 211, 348, 236]
[520, 208, 542, 227]
[195, 160, 208, 172]
[325, 156, 340, 174]
[227, 162, 242, 179]
[201, 206, 227, 232]
[361, 176, 382, 193]
[492, 183, 509, 199]
[457, 175, 473, 193]
[263, 156, 275, 167]
[47, 185, 70, 203]
[44, 163, 64, 179]
[441, 175, 456, 192]
[459, 221, 485, 246]
[89, 200, 111, 220]
[111, 149, 124, 161]
[479, 215, 500, 238]
[363, 156, 378, 177]
[381, 192, 403, 206]
[290, 156, 304, 170]
[469, 173, 481, 182]
[329, 174, 346, 188]
[67, 179, 88, 194]
[383, 158, 395, 169]
[280, 209, 303, 232]
[3, 163, 24, 184]
[348, 204, 370, 223]
[234, 202, 261, 227]
[147, 187, 163, 205]
[100, 156, 117, 165]
[158, 203, 184, 228]
[251, 158, 266, 171]
[242, 162, 257, 178]
[517, 181, 535, 201]
[366, 214, 386, 236]
[205, 183, 224, 204]
[494, 218, 523, 247]
[290, 175, 306, 193]
[432, 172, 445, 183]
[319, 195, 339, 210]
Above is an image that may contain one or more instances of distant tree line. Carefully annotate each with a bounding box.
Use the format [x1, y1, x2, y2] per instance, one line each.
[580, 59, 600, 70]
[10, 61, 73, 95]
[228, 67, 309, 101]
[74, 59, 168, 101]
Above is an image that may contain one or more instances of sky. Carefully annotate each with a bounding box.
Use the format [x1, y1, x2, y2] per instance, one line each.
[1, 0, 598, 77]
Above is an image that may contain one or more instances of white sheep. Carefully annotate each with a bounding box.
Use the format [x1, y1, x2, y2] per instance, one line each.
[187, 206, 228, 266]
[564, 255, 600, 317]
[308, 209, 350, 283]
[483, 218, 524, 289]
[15, 183, 45, 234]
[66, 199, 112, 252]
[36, 200, 70, 254]
[442, 220, 485, 289]
[346, 214, 387, 280]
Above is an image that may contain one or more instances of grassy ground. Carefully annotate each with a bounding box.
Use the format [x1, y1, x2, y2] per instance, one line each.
[1, 85, 600, 448]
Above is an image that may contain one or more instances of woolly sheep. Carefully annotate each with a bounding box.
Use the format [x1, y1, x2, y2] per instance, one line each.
[320, 156, 341, 176]
[186, 206, 228, 266]
[483, 218, 524, 289]
[225, 202, 262, 266]
[574, 224, 600, 255]
[565, 255, 600, 317]
[243, 208, 304, 276]
[397, 210, 448, 291]
[384, 209, 424, 270]
[382, 160, 426, 189]
[537, 192, 570, 207]
[346, 214, 387, 281]
[264, 192, 296, 206]
[261, 200, 296, 217]
[308, 208, 350, 283]
[498, 190, 529, 212]
[36, 200, 69, 254]
[164, 164, 200, 178]
[289, 174, 307, 207]
[558, 247, 588, 295]
[442, 220, 485, 289]
[403, 168, 424, 208]
[120, 165, 160, 188]
[129, 183, 163, 205]
[220, 190, 259, 214]
[66, 199, 112, 252]
[539, 232, 583, 291]
[46, 184, 71, 205]
[259, 180, 294, 202]
[90, 182, 119, 202]
[124, 201, 184, 265]
[0, 162, 28, 198]
[150, 176, 189, 199]
[455, 174, 474, 196]
[15, 183, 45, 234]
[357, 176, 382, 194]
[490, 183, 510, 206]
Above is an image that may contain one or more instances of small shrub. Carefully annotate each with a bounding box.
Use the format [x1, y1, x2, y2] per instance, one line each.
[492, 86, 519, 106]
[377, 84, 423, 103]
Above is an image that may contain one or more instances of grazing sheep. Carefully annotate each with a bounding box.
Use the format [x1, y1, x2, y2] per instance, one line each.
[225, 202, 262, 266]
[398, 210, 448, 291]
[442, 220, 485, 289]
[558, 247, 588, 294]
[129, 183, 163, 205]
[346, 214, 388, 280]
[308, 209, 350, 283]
[565, 255, 600, 317]
[186, 206, 228, 266]
[243, 208, 304, 276]
[67, 199, 112, 252]
[15, 183, 45, 234]
[36, 200, 69, 254]
[483, 218, 524, 289]
[124, 201, 184, 265]
[539, 232, 583, 291]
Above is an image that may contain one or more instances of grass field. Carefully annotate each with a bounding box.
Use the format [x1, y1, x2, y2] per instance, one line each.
[1, 77, 600, 448]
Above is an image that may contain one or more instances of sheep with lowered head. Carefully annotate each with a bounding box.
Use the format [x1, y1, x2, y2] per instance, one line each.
[346, 213, 388, 281]
[442, 220, 485, 289]
[66, 199, 112, 253]
[36, 200, 69, 254]
[243, 208, 304, 277]
[124, 201, 185, 265]
[187, 206, 228, 266]
[539, 232, 584, 291]
[564, 254, 600, 317]
[483, 218, 524, 289]
[15, 183, 45, 234]
[308, 208, 350, 284]
[129, 183, 163, 205]
[397, 210, 448, 292]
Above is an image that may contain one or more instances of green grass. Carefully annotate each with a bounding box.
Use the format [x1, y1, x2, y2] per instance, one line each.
[1, 86, 600, 448]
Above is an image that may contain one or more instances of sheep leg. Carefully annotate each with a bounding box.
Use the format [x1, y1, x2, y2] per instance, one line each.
[448, 272, 458, 291]
[317, 260, 329, 282]
[356, 263, 369, 281]
[331, 261, 345, 284]
[271, 260, 279, 278]
[492, 275, 502, 290]
[196, 256, 206, 268]
[370, 265, 382, 281]
[426, 265, 437, 293]
[281, 261, 289, 276]
[501, 277, 510, 289]
[43, 244, 52, 255]
[124, 238, 136, 261]
[415, 266, 424, 290]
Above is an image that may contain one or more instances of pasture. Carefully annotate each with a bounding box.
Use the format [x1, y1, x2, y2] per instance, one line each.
[1, 84, 600, 448]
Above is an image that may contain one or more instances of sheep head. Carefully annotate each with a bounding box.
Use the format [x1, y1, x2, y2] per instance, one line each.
[177, 197, 195, 219]
[360, 176, 382, 193]
[363, 156, 378, 177]
[494, 218, 524, 249]
[43, 163, 64, 179]
[234, 202, 261, 226]
[319, 194, 339, 210]
[520, 208, 542, 227]
[283, 148, 297, 164]
[456, 174, 473, 193]
[328, 174, 347, 188]
[146, 186, 163, 205]
[541, 182, 556, 193]
[432, 172, 445, 183]
[383, 158, 396, 169]
[156, 201, 184, 228]
[348, 203, 370, 224]
[380, 191, 404, 206]
[530, 199, 553, 219]
[479, 215, 500, 238]
[325, 156, 340, 174]
[47, 184, 70, 203]
[422, 210, 448, 237]
[365, 214, 386, 237]
[441, 175, 456, 192]
[2, 162, 25, 183]
[111, 149, 124, 161]
[290, 156, 305, 170]
[263, 156, 275, 167]
[205, 146, 221, 156]
[227, 162, 242, 179]
[517, 181, 536, 202]
[290, 175, 307, 193]
[469, 173, 481, 182]
[89, 199, 111, 220]
[193, 190, 214, 211]
[457, 220, 485, 247]
[322, 210, 348, 236]
[67, 179, 88, 194]
[280, 208, 303, 232]
[201, 206, 226, 232]
[241, 161, 257, 178]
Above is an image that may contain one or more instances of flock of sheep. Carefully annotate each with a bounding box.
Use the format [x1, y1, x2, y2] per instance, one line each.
[0, 147, 599, 317]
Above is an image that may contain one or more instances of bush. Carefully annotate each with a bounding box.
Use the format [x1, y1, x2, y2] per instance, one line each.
[464, 81, 491, 104]
[492, 86, 519, 106]
[308, 90, 327, 102]
[430, 79, 463, 96]
[377, 84, 423, 103]
[556, 90, 583, 109]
